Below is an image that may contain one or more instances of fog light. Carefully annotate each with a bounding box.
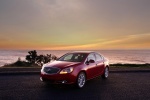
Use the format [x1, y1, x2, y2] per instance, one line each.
[62, 80, 67, 84]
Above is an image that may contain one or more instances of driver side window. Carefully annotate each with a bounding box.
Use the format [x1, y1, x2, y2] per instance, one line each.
[64, 54, 73, 60]
[95, 54, 103, 62]
[87, 54, 95, 61]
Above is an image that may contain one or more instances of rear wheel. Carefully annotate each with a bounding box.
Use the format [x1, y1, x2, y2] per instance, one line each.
[102, 67, 109, 79]
[76, 72, 86, 88]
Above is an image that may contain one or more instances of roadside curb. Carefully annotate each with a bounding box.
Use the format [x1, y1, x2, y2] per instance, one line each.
[0, 67, 41, 75]
[0, 71, 40, 75]
[110, 70, 150, 73]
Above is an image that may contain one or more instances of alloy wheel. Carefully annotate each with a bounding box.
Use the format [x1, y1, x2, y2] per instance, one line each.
[105, 67, 109, 78]
[77, 72, 86, 88]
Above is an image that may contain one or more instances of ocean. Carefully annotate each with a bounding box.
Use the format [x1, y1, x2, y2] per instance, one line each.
[0, 50, 150, 67]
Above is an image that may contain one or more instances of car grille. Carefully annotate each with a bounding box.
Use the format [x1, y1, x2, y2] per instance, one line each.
[43, 67, 60, 74]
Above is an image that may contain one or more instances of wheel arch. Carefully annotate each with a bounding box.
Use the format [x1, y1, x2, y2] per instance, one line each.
[79, 70, 87, 77]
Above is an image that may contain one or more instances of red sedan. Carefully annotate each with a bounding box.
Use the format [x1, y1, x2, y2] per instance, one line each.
[40, 51, 109, 88]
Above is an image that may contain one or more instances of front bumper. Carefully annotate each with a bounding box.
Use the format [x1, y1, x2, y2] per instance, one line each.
[40, 73, 76, 84]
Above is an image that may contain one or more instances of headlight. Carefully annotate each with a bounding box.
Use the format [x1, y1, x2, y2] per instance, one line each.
[60, 67, 73, 74]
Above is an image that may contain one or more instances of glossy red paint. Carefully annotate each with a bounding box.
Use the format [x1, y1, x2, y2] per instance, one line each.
[40, 51, 109, 87]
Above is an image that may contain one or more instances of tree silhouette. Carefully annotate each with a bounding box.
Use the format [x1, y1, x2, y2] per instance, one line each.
[26, 50, 37, 64]
[26, 50, 57, 66]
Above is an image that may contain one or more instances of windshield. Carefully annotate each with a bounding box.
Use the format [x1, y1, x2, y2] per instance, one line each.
[58, 53, 87, 62]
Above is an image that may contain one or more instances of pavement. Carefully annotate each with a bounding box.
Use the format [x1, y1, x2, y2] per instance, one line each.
[0, 70, 150, 100]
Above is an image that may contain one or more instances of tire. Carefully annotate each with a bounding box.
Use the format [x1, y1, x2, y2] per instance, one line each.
[40, 77, 44, 82]
[76, 72, 86, 88]
[102, 67, 109, 79]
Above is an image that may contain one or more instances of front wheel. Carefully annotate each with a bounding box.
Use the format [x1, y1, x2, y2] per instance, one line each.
[102, 67, 109, 79]
[76, 72, 86, 88]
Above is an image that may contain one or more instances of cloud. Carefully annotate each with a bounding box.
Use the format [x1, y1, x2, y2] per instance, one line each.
[98, 33, 150, 49]
[43, 43, 98, 50]
[0, 0, 150, 50]
[42, 33, 150, 50]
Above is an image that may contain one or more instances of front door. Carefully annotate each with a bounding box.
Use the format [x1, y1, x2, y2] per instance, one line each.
[86, 53, 98, 79]
[95, 53, 105, 75]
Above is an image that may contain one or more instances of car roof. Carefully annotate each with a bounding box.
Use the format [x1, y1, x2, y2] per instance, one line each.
[69, 51, 95, 54]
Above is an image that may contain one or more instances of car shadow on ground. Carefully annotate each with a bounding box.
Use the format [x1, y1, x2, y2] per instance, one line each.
[40, 76, 110, 92]
[42, 77, 108, 89]
[39, 77, 111, 100]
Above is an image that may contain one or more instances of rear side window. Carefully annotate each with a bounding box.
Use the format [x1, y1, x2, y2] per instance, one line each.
[95, 54, 103, 61]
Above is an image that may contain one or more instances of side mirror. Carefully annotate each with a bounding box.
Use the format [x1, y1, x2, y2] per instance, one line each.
[85, 59, 95, 65]
[89, 59, 95, 63]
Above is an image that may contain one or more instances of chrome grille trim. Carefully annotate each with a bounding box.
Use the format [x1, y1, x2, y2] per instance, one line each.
[43, 67, 60, 75]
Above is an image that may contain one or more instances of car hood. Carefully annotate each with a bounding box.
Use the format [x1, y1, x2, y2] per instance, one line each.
[44, 61, 81, 69]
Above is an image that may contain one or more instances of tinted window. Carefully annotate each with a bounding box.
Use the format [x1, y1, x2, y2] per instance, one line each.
[95, 54, 103, 61]
[64, 54, 73, 61]
[87, 54, 95, 61]
[58, 53, 87, 62]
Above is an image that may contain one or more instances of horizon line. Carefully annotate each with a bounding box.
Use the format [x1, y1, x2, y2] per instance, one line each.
[0, 49, 149, 51]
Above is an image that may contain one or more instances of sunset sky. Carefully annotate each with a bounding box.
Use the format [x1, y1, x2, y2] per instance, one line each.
[0, 0, 150, 50]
